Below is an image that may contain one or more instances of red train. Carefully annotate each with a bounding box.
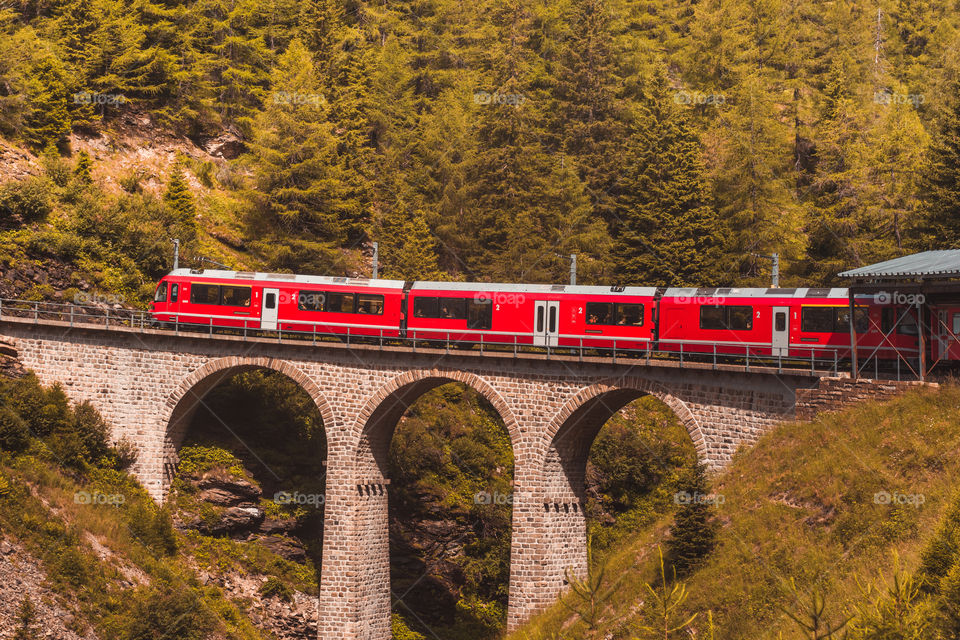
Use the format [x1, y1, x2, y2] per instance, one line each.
[149, 269, 952, 366]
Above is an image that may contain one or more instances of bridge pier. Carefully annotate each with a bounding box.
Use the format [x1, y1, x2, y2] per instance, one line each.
[8, 318, 905, 638]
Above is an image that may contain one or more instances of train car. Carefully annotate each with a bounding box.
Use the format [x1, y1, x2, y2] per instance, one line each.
[149, 269, 406, 337]
[405, 282, 657, 350]
[656, 287, 921, 362]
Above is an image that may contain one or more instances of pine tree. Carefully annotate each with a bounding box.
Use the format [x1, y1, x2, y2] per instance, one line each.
[614, 67, 726, 287]
[22, 52, 72, 150]
[917, 76, 960, 249]
[248, 38, 350, 273]
[163, 166, 197, 240]
[666, 463, 718, 576]
[73, 150, 93, 184]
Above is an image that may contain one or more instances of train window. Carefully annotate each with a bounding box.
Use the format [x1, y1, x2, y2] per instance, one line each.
[154, 283, 167, 302]
[881, 308, 893, 334]
[326, 292, 355, 313]
[835, 308, 869, 334]
[614, 303, 644, 326]
[801, 307, 834, 332]
[726, 306, 753, 330]
[190, 283, 220, 305]
[536, 306, 544, 332]
[438, 297, 467, 320]
[170, 284, 178, 302]
[221, 286, 251, 307]
[699, 306, 725, 330]
[549, 305, 557, 333]
[586, 302, 612, 325]
[898, 311, 919, 335]
[357, 294, 384, 315]
[467, 299, 492, 330]
[413, 297, 438, 318]
[954, 314, 960, 335]
[700, 305, 753, 330]
[298, 290, 326, 312]
[265, 292, 276, 309]
[775, 312, 786, 332]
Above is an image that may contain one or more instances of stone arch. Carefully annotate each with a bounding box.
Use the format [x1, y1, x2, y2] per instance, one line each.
[350, 368, 520, 479]
[342, 369, 520, 639]
[515, 377, 705, 622]
[157, 356, 334, 496]
[544, 377, 706, 464]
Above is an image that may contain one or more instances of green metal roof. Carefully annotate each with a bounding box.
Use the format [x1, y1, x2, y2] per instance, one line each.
[839, 250, 960, 280]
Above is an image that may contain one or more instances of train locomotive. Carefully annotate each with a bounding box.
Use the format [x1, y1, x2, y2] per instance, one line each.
[149, 268, 953, 365]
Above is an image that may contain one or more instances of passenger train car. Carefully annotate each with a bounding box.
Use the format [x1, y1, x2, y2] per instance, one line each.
[149, 269, 937, 364]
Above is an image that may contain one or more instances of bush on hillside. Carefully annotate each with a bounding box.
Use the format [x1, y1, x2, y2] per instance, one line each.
[0, 178, 52, 224]
[666, 463, 719, 576]
[0, 404, 31, 452]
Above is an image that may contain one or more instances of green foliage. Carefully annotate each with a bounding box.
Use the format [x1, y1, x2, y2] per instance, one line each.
[562, 535, 629, 631]
[259, 576, 294, 601]
[0, 178, 52, 224]
[162, 166, 197, 241]
[666, 463, 719, 576]
[631, 547, 698, 639]
[780, 580, 851, 640]
[11, 596, 39, 640]
[126, 502, 178, 556]
[73, 150, 93, 184]
[392, 613, 428, 640]
[0, 404, 31, 452]
[176, 444, 246, 478]
[118, 580, 216, 640]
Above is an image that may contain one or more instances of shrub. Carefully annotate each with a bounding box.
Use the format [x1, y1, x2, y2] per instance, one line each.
[126, 502, 178, 556]
[0, 177, 52, 223]
[0, 405, 31, 452]
[119, 581, 216, 640]
[259, 576, 294, 602]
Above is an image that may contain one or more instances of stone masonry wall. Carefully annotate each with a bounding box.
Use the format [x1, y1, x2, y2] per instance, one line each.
[795, 377, 934, 421]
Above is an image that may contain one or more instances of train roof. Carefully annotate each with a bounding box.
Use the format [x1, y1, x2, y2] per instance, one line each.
[662, 287, 853, 298]
[410, 281, 659, 296]
[166, 269, 407, 288]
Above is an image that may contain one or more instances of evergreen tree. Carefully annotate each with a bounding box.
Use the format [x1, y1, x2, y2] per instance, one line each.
[666, 462, 718, 576]
[73, 150, 93, 184]
[163, 165, 197, 240]
[22, 52, 72, 149]
[247, 38, 350, 273]
[917, 76, 960, 249]
[614, 67, 726, 287]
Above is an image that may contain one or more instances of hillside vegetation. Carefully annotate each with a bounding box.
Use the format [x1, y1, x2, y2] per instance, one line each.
[2, 0, 960, 295]
[512, 385, 960, 640]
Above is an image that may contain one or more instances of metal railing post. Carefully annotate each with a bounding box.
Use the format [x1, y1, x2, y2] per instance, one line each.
[746, 345, 750, 371]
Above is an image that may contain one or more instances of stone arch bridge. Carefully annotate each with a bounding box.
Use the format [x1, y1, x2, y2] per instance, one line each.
[0, 316, 917, 638]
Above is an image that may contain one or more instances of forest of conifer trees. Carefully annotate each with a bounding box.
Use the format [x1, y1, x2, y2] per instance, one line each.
[2, 0, 959, 288]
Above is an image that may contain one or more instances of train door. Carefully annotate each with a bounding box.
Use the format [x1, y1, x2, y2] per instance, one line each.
[772, 306, 789, 356]
[261, 288, 279, 330]
[533, 301, 560, 347]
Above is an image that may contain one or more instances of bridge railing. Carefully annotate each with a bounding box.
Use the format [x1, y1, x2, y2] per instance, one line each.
[0, 298, 921, 379]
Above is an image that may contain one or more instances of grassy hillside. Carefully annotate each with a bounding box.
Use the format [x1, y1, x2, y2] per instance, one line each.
[512, 385, 960, 640]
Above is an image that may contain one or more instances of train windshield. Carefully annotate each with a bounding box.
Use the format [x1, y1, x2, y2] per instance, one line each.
[154, 282, 167, 302]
